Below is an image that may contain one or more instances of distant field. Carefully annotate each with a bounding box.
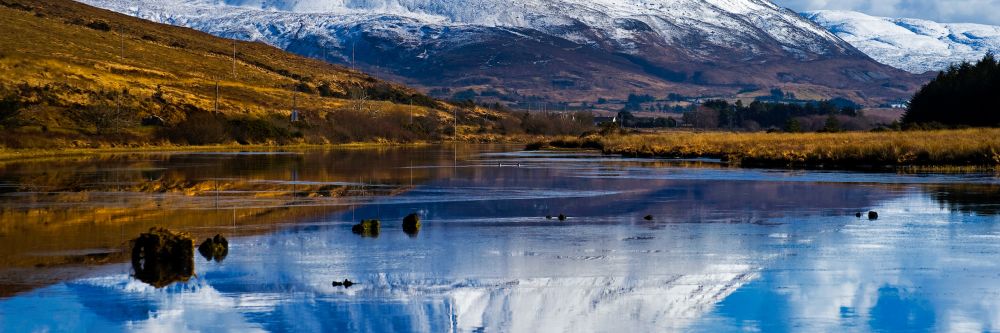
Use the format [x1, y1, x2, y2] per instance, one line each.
[542, 129, 1000, 169]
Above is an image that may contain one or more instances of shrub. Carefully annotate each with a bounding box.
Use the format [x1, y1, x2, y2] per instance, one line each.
[85, 20, 111, 31]
[228, 117, 290, 144]
[76, 102, 136, 135]
[162, 112, 228, 145]
[0, 96, 21, 128]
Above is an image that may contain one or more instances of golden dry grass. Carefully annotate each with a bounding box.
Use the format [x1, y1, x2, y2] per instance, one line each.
[547, 129, 1000, 169]
[0, 0, 484, 147]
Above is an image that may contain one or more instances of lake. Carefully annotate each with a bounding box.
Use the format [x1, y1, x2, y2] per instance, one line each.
[0, 144, 998, 332]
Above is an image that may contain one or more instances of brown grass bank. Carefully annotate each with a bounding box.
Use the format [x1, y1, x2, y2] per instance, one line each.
[539, 129, 1000, 169]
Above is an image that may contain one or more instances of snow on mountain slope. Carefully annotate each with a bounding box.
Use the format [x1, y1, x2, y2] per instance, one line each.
[92, 0, 850, 57]
[79, 0, 919, 103]
[806, 10, 1000, 74]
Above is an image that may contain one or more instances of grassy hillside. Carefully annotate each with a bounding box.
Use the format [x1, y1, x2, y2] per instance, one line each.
[0, 0, 504, 148]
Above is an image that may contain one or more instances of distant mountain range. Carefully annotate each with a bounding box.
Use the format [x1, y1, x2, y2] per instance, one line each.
[79, 0, 926, 104]
[805, 10, 1000, 74]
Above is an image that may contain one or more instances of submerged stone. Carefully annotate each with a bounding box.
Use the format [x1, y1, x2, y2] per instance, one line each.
[332, 279, 355, 288]
[131, 227, 195, 288]
[198, 234, 229, 262]
[403, 213, 421, 235]
[868, 211, 879, 220]
[352, 219, 381, 237]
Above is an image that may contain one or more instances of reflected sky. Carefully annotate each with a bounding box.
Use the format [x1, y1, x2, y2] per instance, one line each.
[1, 146, 999, 332]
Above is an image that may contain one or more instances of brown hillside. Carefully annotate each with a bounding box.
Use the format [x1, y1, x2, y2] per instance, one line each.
[0, 0, 482, 148]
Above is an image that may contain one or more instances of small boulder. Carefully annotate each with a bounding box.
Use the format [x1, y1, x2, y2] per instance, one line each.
[856, 212, 863, 218]
[403, 213, 421, 235]
[352, 219, 381, 237]
[558, 214, 567, 221]
[546, 215, 553, 220]
[644, 215, 654, 221]
[141, 115, 166, 127]
[197, 234, 229, 262]
[131, 227, 195, 288]
[331, 279, 355, 288]
[868, 211, 879, 220]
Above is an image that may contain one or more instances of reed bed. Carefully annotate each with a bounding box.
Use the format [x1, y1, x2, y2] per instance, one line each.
[544, 129, 1000, 169]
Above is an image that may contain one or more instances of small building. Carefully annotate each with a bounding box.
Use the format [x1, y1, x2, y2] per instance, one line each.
[594, 116, 616, 126]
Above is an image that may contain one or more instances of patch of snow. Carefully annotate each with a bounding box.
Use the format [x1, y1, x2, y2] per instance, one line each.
[806, 10, 1000, 73]
[79, 0, 855, 60]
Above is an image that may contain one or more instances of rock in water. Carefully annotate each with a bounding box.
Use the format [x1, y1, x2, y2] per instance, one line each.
[856, 212, 863, 218]
[131, 227, 195, 288]
[644, 215, 654, 221]
[352, 219, 381, 237]
[332, 279, 355, 288]
[546, 215, 553, 220]
[403, 213, 421, 235]
[198, 234, 229, 262]
[558, 214, 567, 221]
[868, 211, 879, 220]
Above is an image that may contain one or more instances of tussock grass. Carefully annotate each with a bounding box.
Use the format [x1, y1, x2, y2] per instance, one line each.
[545, 129, 1000, 169]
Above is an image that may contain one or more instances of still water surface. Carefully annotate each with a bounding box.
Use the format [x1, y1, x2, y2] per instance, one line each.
[0, 145, 998, 332]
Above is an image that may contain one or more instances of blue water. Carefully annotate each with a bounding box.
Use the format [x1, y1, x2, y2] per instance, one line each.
[1, 146, 999, 332]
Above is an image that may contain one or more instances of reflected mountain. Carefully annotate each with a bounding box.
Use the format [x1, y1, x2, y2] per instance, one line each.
[2, 146, 1000, 332]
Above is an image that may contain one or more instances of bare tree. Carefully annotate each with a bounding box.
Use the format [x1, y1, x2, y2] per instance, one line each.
[79, 95, 136, 135]
[349, 85, 375, 115]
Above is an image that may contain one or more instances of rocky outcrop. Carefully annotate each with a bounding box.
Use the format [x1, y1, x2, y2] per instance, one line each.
[130, 228, 195, 288]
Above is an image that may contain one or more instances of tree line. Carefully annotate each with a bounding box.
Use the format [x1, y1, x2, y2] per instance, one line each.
[904, 53, 1000, 127]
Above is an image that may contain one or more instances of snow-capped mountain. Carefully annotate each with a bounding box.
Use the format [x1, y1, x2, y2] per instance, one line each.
[80, 0, 920, 103]
[805, 10, 1000, 74]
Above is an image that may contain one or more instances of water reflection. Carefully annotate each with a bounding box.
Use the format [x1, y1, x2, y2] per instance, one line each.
[0, 146, 999, 332]
[0, 146, 483, 296]
[691, 195, 1000, 332]
[926, 184, 1000, 215]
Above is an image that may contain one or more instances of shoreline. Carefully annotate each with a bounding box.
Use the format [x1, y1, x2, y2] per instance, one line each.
[0, 136, 538, 162]
[535, 129, 1000, 172]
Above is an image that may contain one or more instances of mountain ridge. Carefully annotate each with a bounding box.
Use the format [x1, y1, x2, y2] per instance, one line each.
[80, 0, 922, 105]
[805, 10, 1000, 74]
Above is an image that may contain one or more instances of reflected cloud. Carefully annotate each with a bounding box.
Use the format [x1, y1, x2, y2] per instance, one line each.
[693, 195, 1000, 332]
[3, 146, 1000, 331]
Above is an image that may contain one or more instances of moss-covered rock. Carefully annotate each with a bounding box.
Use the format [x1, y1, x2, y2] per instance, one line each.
[402, 213, 421, 235]
[197, 234, 229, 262]
[352, 219, 381, 237]
[130, 227, 195, 288]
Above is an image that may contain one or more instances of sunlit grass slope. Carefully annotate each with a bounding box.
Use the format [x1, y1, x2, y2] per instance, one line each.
[0, 0, 494, 148]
